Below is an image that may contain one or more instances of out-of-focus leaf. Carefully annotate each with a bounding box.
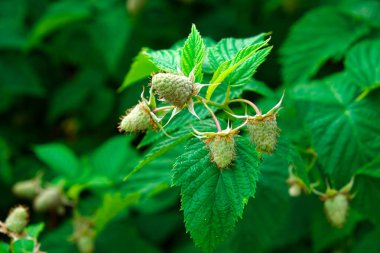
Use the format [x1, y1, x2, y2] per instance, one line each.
[48, 68, 105, 122]
[93, 192, 140, 232]
[352, 175, 380, 225]
[342, 0, 380, 28]
[34, 143, 80, 178]
[119, 49, 158, 91]
[311, 207, 362, 252]
[0, 55, 44, 97]
[26, 223, 45, 239]
[11, 239, 34, 253]
[280, 7, 369, 85]
[292, 73, 380, 185]
[345, 39, 380, 90]
[0, 242, 9, 253]
[90, 136, 138, 180]
[0, 0, 27, 49]
[95, 220, 160, 253]
[28, 0, 92, 47]
[90, 7, 130, 73]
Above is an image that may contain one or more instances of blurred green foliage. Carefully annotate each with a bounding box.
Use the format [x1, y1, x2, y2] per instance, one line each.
[1, 0, 380, 252]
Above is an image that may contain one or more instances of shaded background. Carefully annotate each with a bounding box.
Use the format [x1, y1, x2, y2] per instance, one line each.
[1, 0, 380, 252]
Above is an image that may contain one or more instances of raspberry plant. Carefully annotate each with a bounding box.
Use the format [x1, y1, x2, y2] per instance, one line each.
[118, 24, 286, 252]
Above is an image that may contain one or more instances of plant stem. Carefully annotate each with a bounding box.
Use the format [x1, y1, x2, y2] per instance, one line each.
[202, 99, 222, 132]
[152, 106, 174, 113]
[228, 99, 261, 115]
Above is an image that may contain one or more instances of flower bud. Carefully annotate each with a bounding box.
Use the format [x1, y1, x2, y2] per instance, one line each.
[324, 193, 349, 228]
[5, 206, 29, 233]
[247, 115, 280, 153]
[118, 102, 155, 133]
[12, 178, 41, 200]
[206, 135, 236, 169]
[34, 186, 65, 213]
[151, 73, 194, 108]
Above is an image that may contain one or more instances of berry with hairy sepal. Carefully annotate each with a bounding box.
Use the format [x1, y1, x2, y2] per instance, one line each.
[118, 102, 156, 133]
[12, 178, 41, 200]
[151, 73, 194, 108]
[71, 217, 95, 253]
[206, 134, 237, 169]
[34, 186, 65, 213]
[247, 115, 280, 153]
[324, 193, 349, 228]
[5, 206, 29, 233]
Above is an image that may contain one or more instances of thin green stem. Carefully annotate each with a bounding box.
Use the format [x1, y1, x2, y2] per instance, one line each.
[228, 99, 261, 115]
[152, 106, 174, 113]
[202, 99, 221, 132]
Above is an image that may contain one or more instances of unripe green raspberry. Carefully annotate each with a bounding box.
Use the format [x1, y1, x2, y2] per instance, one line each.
[288, 184, 302, 197]
[324, 194, 349, 228]
[34, 186, 64, 213]
[206, 135, 236, 169]
[5, 206, 29, 233]
[77, 236, 94, 253]
[247, 115, 280, 153]
[151, 73, 194, 108]
[12, 178, 41, 200]
[118, 102, 155, 133]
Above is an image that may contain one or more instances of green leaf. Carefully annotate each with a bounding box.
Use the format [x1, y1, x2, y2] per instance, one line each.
[345, 39, 380, 90]
[355, 154, 380, 178]
[119, 49, 159, 91]
[0, 242, 9, 253]
[228, 147, 291, 253]
[311, 207, 362, 253]
[206, 39, 270, 99]
[90, 136, 137, 180]
[292, 73, 380, 185]
[125, 133, 192, 180]
[280, 7, 369, 85]
[0, 0, 27, 50]
[207, 33, 266, 70]
[0, 55, 44, 97]
[352, 227, 380, 253]
[352, 175, 380, 225]
[93, 192, 140, 232]
[342, 0, 380, 28]
[28, 0, 92, 48]
[11, 239, 34, 253]
[181, 24, 205, 82]
[145, 48, 181, 73]
[172, 137, 260, 252]
[34, 143, 80, 178]
[26, 223, 45, 239]
[90, 6, 130, 73]
[48, 68, 104, 122]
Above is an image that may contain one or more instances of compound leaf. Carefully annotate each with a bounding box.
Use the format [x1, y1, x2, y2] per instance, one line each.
[172, 137, 260, 252]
